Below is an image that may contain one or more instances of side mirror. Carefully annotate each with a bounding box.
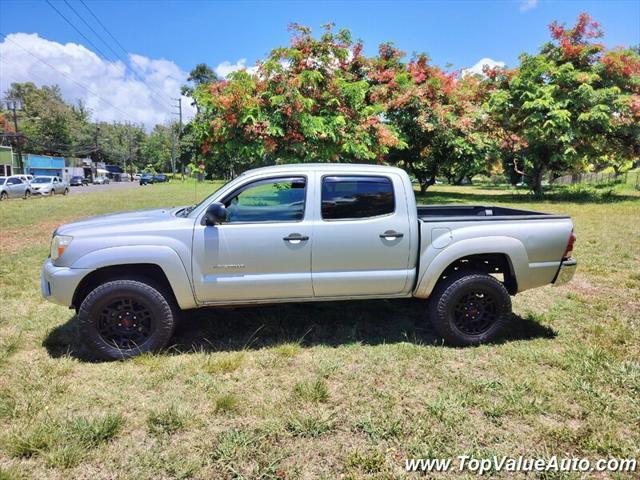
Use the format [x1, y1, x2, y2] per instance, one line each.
[202, 202, 228, 226]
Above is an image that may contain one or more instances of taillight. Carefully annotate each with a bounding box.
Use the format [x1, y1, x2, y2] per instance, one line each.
[563, 230, 576, 260]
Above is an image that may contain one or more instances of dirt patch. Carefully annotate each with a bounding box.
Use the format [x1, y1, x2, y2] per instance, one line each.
[0, 217, 79, 254]
[563, 275, 603, 297]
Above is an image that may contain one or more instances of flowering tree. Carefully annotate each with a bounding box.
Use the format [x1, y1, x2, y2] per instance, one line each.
[485, 13, 640, 194]
[193, 24, 402, 176]
[377, 48, 495, 192]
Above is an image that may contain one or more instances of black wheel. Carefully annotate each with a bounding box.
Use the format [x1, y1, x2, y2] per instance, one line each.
[63, 188, 69, 195]
[78, 279, 176, 360]
[429, 272, 511, 346]
[0, 191, 7, 201]
[50, 189, 56, 196]
[24, 189, 31, 199]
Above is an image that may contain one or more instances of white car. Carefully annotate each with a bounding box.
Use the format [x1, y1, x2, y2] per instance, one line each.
[13, 174, 34, 184]
[93, 176, 110, 185]
[31, 176, 69, 196]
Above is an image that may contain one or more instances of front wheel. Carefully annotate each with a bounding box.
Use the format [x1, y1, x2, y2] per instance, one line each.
[0, 191, 7, 201]
[78, 279, 176, 360]
[63, 188, 69, 195]
[23, 189, 31, 199]
[429, 273, 511, 346]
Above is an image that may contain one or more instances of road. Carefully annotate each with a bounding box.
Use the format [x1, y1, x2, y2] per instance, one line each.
[68, 181, 141, 195]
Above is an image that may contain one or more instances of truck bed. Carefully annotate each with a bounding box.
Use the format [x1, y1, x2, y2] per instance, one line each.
[417, 205, 570, 222]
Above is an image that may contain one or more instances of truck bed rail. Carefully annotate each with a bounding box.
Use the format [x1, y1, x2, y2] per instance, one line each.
[417, 205, 570, 222]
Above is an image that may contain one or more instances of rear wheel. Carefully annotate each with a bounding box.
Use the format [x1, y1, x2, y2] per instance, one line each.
[63, 188, 69, 195]
[23, 189, 31, 199]
[0, 191, 7, 201]
[429, 272, 511, 346]
[78, 279, 176, 360]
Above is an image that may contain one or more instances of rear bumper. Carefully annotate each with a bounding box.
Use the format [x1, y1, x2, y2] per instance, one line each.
[553, 258, 577, 287]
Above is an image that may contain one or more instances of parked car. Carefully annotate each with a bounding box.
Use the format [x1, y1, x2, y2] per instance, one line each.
[14, 174, 34, 184]
[153, 174, 169, 183]
[0, 176, 31, 200]
[93, 176, 110, 185]
[41, 164, 577, 360]
[139, 173, 155, 185]
[30, 176, 69, 196]
[70, 176, 89, 187]
[133, 174, 141, 181]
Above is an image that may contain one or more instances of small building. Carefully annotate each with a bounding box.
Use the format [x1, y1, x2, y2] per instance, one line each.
[0, 145, 18, 176]
[24, 154, 66, 178]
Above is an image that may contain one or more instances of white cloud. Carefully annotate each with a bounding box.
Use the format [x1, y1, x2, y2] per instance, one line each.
[461, 57, 506, 77]
[519, 0, 538, 12]
[0, 33, 195, 129]
[214, 58, 258, 78]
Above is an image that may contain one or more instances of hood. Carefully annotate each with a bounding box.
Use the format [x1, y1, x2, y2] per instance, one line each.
[56, 207, 185, 236]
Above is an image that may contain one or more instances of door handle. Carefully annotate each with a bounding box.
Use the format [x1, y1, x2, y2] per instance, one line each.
[283, 233, 309, 243]
[379, 230, 404, 239]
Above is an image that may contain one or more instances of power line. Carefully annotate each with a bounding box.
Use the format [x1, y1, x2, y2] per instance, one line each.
[0, 32, 139, 124]
[45, 0, 114, 62]
[76, 0, 176, 113]
[62, 0, 123, 62]
[79, 0, 129, 58]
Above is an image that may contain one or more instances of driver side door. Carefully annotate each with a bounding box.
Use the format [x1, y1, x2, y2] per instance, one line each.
[192, 174, 314, 303]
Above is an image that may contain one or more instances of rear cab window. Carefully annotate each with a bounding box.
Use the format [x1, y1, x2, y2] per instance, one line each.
[321, 175, 395, 220]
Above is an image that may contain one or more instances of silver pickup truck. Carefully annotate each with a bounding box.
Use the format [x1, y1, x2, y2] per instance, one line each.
[41, 164, 577, 359]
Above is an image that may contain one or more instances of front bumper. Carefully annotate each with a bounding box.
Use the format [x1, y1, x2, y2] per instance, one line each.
[32, 189, 50, 195]
[553, 258, 577, 287]
[41, 258, 90, 307]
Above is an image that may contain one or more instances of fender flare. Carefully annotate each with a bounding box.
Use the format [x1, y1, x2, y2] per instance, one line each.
[414, 236, 529, 298]
[71, 245, 197, 309]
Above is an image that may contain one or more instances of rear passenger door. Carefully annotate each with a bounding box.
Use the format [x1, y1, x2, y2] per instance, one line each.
[311, 174, 413, 297]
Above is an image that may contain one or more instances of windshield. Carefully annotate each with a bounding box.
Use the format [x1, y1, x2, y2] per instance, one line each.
[32, 177, 53, 184]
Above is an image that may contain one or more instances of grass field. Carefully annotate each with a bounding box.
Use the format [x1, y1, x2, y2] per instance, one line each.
[0, 180, 638, 479]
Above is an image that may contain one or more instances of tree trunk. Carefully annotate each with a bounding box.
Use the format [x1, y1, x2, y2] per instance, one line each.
[419, 173, 437, 194]
[530, 167, 544, 196]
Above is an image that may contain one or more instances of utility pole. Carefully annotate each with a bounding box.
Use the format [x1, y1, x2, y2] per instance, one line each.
[170, 129, 176, 175]
[91, 124, 100, 182]
[7, 101, 24, 173]
[128, 127, 134, 181]
[172, 97, 183, 179]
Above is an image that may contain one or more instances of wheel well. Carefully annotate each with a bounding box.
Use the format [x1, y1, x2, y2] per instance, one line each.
[438, 253, 517, 295]
[72, 264, 177, 309]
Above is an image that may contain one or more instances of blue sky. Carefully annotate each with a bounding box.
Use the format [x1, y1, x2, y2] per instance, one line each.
[1, 0, 638, 127]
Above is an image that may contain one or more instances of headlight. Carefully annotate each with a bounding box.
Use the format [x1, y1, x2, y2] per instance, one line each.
[51, 235, 73, 260]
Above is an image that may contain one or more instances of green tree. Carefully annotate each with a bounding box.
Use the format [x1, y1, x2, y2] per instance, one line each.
[486, 13, 640, 194]
[141, 124, 174, 172]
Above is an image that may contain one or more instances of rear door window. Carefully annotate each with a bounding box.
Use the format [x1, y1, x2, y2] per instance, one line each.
[321, 176, 395, 220]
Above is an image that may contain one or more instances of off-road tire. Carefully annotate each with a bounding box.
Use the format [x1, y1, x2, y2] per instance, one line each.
[78, 279, 176, 360]
[429, 272, 511, 346]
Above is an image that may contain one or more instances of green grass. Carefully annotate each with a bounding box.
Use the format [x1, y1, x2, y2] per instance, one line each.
[0, 180, 638, 478]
